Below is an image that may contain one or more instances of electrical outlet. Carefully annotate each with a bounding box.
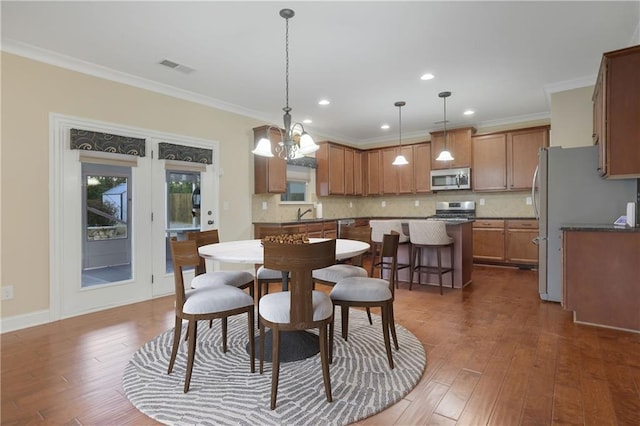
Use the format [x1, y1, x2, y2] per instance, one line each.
[414, 200, 420, 207]
[349, 202, 353, 208]
[381, 201, 386, 208]
[526, 196, 532, 205]
[223, 201, 229, 210]
[479, 198, 485, 206]
[1, 286, 14, 300]
[262, 201, 268, 210]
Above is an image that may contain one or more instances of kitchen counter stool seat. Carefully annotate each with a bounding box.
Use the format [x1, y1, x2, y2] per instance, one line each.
[369, 220, 410, 287]
[408, 220, 454, 295]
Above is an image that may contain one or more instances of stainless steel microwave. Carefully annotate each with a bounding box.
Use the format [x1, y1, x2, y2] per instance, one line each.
[430, 167, 471, 190]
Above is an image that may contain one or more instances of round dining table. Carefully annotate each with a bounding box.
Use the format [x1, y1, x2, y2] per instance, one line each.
[198, 237, 370, 362]
[198, 237, 370, 265]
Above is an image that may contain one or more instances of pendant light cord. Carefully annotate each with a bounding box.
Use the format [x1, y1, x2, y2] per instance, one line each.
[284, 15, 290, 113]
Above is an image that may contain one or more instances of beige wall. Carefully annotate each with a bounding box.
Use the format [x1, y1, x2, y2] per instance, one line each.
[550, 86, 594, 147]
[1, 53, 262, 319]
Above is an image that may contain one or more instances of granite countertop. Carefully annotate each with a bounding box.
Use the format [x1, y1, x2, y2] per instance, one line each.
[560, 224, 640, 232]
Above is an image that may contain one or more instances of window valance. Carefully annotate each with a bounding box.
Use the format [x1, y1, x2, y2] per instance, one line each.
[158, 142, 213, 165]
[70, 129, 146, 157]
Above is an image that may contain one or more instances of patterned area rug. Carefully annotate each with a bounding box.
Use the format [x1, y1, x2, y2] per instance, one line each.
[123, 309, 426, 425]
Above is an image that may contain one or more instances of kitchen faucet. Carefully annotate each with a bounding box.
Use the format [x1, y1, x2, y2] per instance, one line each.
[297, 207, 312, 221]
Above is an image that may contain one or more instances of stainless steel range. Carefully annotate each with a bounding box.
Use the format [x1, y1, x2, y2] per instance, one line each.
[431, 201, 476, 221]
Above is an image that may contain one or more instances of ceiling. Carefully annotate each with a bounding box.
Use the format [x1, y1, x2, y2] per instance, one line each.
[2, 1, 639, 147]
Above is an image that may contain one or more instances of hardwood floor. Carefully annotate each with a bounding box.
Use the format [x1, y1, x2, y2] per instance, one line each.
[2, 265, 639, 425]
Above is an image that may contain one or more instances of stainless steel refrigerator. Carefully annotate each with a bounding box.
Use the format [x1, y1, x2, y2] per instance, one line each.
[532, 145, 637, 302]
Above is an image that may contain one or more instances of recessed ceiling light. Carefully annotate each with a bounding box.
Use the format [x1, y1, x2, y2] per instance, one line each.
[463, 110, 475, 116]
[318, 99, 330, 106]
[303, 119, 312, 124]
[381, 124, 390, 130]
[420, 73, 435, 81]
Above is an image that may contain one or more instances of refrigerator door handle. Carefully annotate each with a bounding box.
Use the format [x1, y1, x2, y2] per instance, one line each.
[531, 165, 540, 220]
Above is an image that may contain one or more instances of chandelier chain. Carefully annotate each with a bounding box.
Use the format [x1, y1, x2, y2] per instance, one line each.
[284, 15, 290, 111]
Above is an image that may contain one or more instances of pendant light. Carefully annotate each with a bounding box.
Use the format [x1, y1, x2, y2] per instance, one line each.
[435, 91, 454, 162]
[252, 9, 318, 160]
[392, 101, 409, 166]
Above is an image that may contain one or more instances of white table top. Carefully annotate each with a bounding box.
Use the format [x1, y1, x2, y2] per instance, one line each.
[199, 238, 370, 264]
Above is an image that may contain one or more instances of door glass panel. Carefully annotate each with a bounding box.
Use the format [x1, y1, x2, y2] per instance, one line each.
[165, 170, 201, 273]
[82, 163, 132, 287]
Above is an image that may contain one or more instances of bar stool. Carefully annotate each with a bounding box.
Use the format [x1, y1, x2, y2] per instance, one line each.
[408, 220, 454, 295]
[369, 220, 410, 287]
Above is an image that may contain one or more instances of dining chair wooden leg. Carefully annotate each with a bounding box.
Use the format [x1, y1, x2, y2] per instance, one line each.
[270, 329, 280, 410]
[259, 323, 265, 374]
[389, 302, 399, 351]
[365, 307, 373, 325]
[184, 319, 198, 393]
[319, 324, 332, 403]
[167, 316, 182, 374]
[341, 305, 350, 341]
[329, 307, 335, 364]
[248, 310, 255, 373]
[221, 317, 228, 353]
[437, 248, 444, 295]
[380, 305, 394, 369]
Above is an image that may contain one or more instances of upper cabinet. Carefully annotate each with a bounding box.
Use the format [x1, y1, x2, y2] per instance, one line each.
[593, 45, 640, 178]
[253, 126, 286, 194]
[380, 146, 415, 195]
[472, 126, 549, 192]
[414, 143, 432, 193]
[430, 127, 476, 170]
[316, 142, 363, 196]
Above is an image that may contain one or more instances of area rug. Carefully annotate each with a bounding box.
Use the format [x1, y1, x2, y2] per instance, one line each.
[123, 309, 426, 425]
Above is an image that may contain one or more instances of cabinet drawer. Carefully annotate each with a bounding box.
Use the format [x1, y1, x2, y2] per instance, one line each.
[473, 219, 505, 229]
[507, 219, 538, 229]
[306, 223, 324, 233]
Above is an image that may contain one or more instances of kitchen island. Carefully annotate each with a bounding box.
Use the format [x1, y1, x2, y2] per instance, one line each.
[398, 220, 474, 289]
[254, 218, 474, 290]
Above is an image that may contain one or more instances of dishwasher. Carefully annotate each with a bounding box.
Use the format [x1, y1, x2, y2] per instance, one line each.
[337, 219, 355, 238]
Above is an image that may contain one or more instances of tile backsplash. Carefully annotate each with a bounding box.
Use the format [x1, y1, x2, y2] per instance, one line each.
[252, 190, 536, 222]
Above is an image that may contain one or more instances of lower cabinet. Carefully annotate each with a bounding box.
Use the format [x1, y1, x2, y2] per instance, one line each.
[254, 221, 338, 240]
[473, 219, 538, 267]
[472, 220, 505, 262]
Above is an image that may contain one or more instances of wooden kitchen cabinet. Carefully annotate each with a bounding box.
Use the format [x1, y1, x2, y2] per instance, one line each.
[563, 229, 640, 331]
[344, 147, 354, 195]
[593, 45, 640, 178]
[472, 126, 548, 191]
[381, 146, 414, 194]
[472, 133, 507, 191]
[254, 220, 338, 239]
[353, 150, 363, 195]
[508, 127, 548, 190]
[473, 219, 539, 267]
[472, 220, 505, 262]
[505, 220, 538, 264]
[366, 149, 382, 196]
[430, 127, 475, 170]
[253, 126, 286, 194]
[414, 143, 432, 193]
[316, 142, 345, 196]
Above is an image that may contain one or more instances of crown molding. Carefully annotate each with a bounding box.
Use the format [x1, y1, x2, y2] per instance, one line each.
[2, 39, 274, 124]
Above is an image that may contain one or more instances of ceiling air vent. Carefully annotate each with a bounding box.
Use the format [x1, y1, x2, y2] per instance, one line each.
[158, 59, 195, 74]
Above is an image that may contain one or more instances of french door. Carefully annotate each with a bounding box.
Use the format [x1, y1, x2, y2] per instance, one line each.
[51, 114, 218, 320]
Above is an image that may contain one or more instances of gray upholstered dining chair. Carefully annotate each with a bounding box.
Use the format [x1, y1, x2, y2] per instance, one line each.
[187, 230, 255, 300]
[329, 233, 400, 369]
[259, 239, 336, 410]
[167, 239, 255, 392]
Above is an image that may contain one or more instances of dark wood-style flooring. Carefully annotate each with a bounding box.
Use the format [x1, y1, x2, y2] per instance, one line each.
[2, 264, 640, 425]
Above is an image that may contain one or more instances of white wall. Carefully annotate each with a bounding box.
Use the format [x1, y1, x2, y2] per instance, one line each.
[1, 52, 262, 320]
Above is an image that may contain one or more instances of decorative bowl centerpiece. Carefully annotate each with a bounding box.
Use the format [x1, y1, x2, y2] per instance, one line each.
[261, 233, 309, 245]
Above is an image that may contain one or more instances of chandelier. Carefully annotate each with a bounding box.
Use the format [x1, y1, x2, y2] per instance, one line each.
[252, 9, 318, 160]
[392, 101, 408, 166]
[435, 91, 454, 162]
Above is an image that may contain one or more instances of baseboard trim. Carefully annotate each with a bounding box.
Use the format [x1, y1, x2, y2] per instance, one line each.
[0, 309, 51, 334]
